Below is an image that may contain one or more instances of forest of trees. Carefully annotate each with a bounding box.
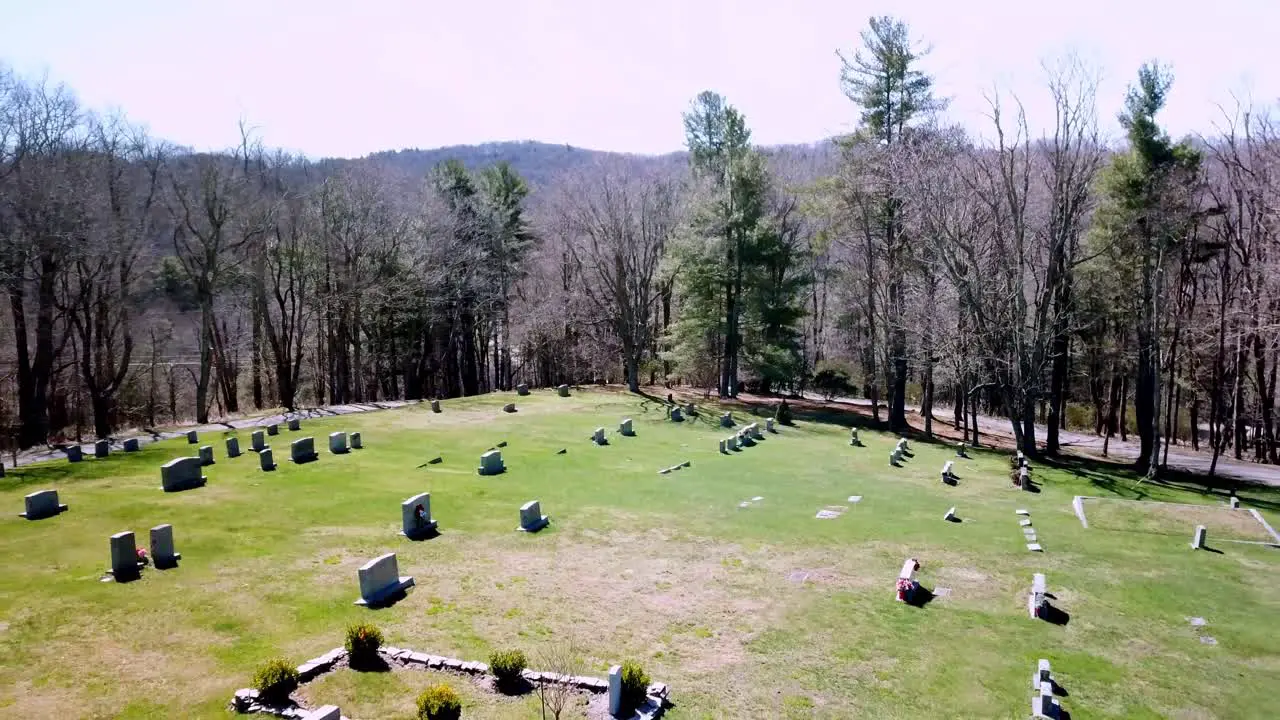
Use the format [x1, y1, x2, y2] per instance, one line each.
[1, 16, 1277, 479]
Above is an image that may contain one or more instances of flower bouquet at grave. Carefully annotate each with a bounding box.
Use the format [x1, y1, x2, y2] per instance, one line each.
[896, 577, 914, 602]
[136, 547, 150, 567]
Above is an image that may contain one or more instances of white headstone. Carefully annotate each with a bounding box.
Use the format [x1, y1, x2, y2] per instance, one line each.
[328, 431, 348, 454]
[150, 524, 180, 568]
[355, 552, 414, 606]
[109, 531, 139, 580]
[401, 492, 438, 537]
[943, 506, 956, 521]
[608, 665, 622, 715]
[226, 437, 241, 458]
[519, 500, 549, 532]
[1191, 525, 1206, 550]
[592, 427, 607, 445]
[1229, 496, 1240, 509]
[726, 435, 738, 451]
[1029, 573, 1046, 618]
[259, 448, 276, 471]
[290, 436, 318, 464]
[160, 457, 206, 492]
[478, 449, 505, 475]
[766, 417, 776, 432]
[941, 460, 954, 481]
[20, 489, 67, 520]
[956, 442, 967, 457]
[718, 439, 727, 453]
[619, 418, 634, 436]
[889, 452, 898, 466]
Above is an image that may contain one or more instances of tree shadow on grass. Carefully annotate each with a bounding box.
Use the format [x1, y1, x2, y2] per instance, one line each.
[1041, 454, 1280, 512]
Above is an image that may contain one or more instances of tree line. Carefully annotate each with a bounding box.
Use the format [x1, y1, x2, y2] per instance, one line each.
[1, 16, 1277, 479]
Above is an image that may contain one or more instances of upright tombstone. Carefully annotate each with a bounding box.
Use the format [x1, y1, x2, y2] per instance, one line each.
[956, 442, 968, 458]
[186, 430, 199, 444]
[302, 706, 342, 720]
[519, 500, 550, 532]
[150, 524, 180, 569]
[726, 435, 738, 451]
[591, 427, 607, 445]
[556, 384, 570, 397]
[670, 406, 684, 422]
[259, 447, 277, 471]
[766, 417, 776, 433]
[895, 558, 920, 603]
[477, 449, 505, 475]
[1019, 466, 1031, 491]
[19, 489, 67, 520]
[1191, 525, 1207, 550]
[849, 428, 861, 446]
[401, 492, 438, 538]
[941, 461, 955, 483]
[749, 423, 764, 440]
[251, 430, 266, 452]
[608, 665, 623, 716]
[517, 383, 530, 396]
[288, 418, 301, 431]
[198, 445, 215, 466]
[351, 432, 362, 449]
[1229, 496, 1240, 509]
[66, 445, 83, 463]
[943, 506, 957, 522]
[899, 437, 910, 451]
[267, 423, 279, 436]
[619, 418, 634, 436]
[738, 429, 756, 447]
[108, 531, 141, 581]
[94, 440, 110, 458]
[225, 437, 241, 458]
[718, 439, 727, 454]
[291, 436, 318, 464]
[430, 399, 441, 413]
[160, 457, 207, 492]
[354, 552, 415, 606]
[328, 431, 349, 454]
[720, 412, 734, 428]
[1031, 659, 1061, 719]
[1028, 573, 1047, 619]
[123, 438, 140, 452]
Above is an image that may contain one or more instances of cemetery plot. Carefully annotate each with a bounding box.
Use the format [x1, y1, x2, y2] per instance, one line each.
[1080, 498, 1276, 542]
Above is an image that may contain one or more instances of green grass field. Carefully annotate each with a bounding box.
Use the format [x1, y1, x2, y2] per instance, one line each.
[2, 389, 1278, 719]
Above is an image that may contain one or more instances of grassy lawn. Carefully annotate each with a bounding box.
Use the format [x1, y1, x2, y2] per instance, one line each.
[1, 389, 1278, 719]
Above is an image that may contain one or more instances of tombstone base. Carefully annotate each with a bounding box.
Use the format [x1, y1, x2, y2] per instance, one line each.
[161, 477, 207, 493]
[400, 520, 439, 540]
[291, 453, 318, 464]
[19, 503, 68, 520]
[518, 516, 550, 533]
[354, 576, 415, 607]
[261, 462, 277, 471]
[153, 552, 182, 570]
[477, 465, 506, 476]
[104, 562, 144, 583]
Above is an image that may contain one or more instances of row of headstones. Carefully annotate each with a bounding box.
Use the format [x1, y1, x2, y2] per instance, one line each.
[1031, 659, 1064, 718]
[719, 420, 769, 453]
[512, 383, 570, 397]
[61, 437, 143, 463]
[159, 432, 364, 491]
[106, 525, 180, 580]
[1017, 509, 1042, 552]
[668, 402, 697, 421]
[56, 418, 307, 465]
[356, 495, 550, 605]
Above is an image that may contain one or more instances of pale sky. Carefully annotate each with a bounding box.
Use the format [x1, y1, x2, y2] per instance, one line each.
[2, 0, 1275, 158]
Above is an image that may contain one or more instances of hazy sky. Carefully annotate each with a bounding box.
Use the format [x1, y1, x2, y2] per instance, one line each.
[2, 0, 1275, 158]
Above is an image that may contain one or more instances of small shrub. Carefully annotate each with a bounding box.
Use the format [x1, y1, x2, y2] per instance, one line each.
[619, 660, 651, 710]
[344, 622, 384, 665]
[488, 648, 527, 689]
[417, 683, 462, 720]
[252, 658, 299, 704]
[811, 361, 854, 401]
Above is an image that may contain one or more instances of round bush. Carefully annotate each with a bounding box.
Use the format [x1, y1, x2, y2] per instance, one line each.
[620, 660, 651, 710]
[416, 683, 462, 720]
[487, 648, 527, 688]
[252, 658, 299, 705]
[344, 622, 384, 664]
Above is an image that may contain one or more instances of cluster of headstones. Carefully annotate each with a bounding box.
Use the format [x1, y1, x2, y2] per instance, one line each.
[60, 437, 144, 465]
[1031, 659, 1065, 718]
[889, 437, 909, 466]
[1013, 451, 1033, 490]
[105, 525, 180, 581]
[719, 418, 765, 453]
[668, 402, 697, 422]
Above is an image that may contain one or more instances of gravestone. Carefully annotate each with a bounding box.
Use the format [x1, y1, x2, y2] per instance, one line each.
[351, 432, 362, 449]
[259, 447, 276, 471]
[849, 428, 861, 446]
[889, 451, 899, 467]
[288, 418, 301, 431]
[1029, 573, 1047, 618]
[896, 558, 920, 603]
[66, 446, 83, 463]
[302, 706, 341, 720]
[591, 427, 607, 445]
[95, 440, 109, 458]
[557, 384, 570, 397]
[898, 437, 910, 451]
[226, 437, 241, 458]
[670, 407, 684, 422]
[766, 417, 776, 433]
[198, 445, 215, 466]
[328, 431, 349, 454]
[956, 442, 968, 457]
[503, 402, 517, 413]
[251, 430, 266, 452]
[401, 492, 438, 538]
[123, 438, 140, 452]
[519, 500, 549, 532]
[738, 430, 755, 447]
[1019, 466, 1031, 490]
[1019, 518, 1033, 527]
[750, 423, 764, 440]
[291, 437, 318, 464]
[354, 552, 415, 606]
[619, 418, 634, 436]
[684, 403, 697, 416]
[1191, 525, 1206, 550]
[943, 506, 956, 522]
[726, 435, 738, 451]
[718, 439, 727, 453]
[161, 457, 207, 492]
[267, 423, 279, 436]
[187, 430, 198, 444]
[20, 489, 67, 520]
[720, 412, 733, 427]
[430, 399, 441, 413]
[1229, 496, 1240, 509]
[517, 383, 529, 396]
[941, 460, 954, 482]
[1026, 543, 1043, 552]
[477, 449, 506, 475]
[109, 531, 141, 581]
[608, 665, 623, 715]
[150, 524, 180, 568]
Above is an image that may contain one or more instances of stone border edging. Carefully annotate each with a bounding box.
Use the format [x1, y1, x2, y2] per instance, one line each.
[230, 645, 671, 719]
